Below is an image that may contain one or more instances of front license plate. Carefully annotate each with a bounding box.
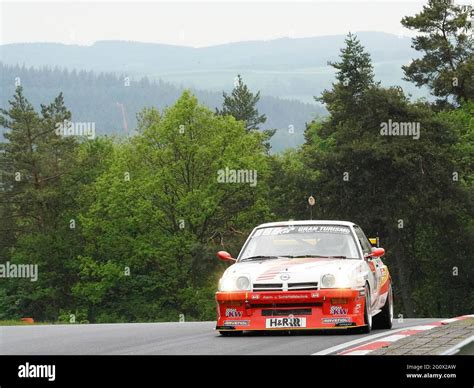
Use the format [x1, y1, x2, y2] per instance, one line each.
[265, 317, 307, 328]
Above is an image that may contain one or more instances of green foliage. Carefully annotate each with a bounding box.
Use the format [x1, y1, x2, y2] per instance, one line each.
[0, 87, 82, 321]
[267, 149, 317, 221]
[289, 33, 473, 317]
[0, 288, 20, 320]
[58, 309, 89, 324]
[401, 0, 474, 103]
[4, 90, 270, 322]
[217, 74, 267, 131]
[319, 33, 375, 108]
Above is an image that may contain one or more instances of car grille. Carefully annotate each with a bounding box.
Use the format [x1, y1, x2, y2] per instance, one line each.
[288, 282, 319, 290]
[252, 282, 318, 291]
[253, 283, 283, 291]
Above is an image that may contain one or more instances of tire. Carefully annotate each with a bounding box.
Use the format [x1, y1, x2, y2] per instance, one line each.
[372, 283, 393, 330]
[219, 330, 243, 337]
[359, 284, 372, 333]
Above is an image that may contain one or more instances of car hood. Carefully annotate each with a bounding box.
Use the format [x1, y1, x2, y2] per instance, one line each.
[222, 257, 366, 285]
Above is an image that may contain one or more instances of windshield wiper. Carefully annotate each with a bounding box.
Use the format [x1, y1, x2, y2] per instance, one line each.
[240, 255, 280, 262]
[285, 254, 349, 259]
[240, 254, 353, 262]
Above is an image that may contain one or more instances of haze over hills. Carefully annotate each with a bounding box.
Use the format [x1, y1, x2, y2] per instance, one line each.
[0, 32, 427, 151]
[0, 32, 424, 103]
[0, 64, 321, 152]
[2, 32, 412, 70]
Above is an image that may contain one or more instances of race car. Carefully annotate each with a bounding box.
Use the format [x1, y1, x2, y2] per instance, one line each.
[215, 220, 393, 335]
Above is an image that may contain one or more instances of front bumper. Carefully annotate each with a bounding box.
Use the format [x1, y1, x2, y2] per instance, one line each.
[216, 289, 366, 331]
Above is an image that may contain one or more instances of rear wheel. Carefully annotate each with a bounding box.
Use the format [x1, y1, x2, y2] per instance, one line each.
[372, 283, 393, 330]
[360, 285, 372, 333]
[219, 330, 243, 337]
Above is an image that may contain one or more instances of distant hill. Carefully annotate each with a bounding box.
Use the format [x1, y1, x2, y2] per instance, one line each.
[0, 64, 322, 152]
[0, 32, 428, 151]
[0, 32, 426, 104]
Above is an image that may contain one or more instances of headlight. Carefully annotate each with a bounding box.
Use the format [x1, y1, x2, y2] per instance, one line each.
[321, 273, 354, 288]
[321, 273, 336, 288]
[219, 275, 251, 291]
[236, 276, 250, 290]
[219, 277, 236, 291]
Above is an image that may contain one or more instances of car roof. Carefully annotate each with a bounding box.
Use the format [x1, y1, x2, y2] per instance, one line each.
[255, 220, 356, 228]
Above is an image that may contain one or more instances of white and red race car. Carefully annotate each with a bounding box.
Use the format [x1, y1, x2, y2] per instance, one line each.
[215, 220, 393, 335]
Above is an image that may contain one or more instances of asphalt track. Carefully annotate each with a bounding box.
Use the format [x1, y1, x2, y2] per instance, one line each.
[0, 318, 443, 355]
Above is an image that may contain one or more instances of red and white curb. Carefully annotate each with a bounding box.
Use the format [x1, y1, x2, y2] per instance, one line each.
[338, 315, 474, 355]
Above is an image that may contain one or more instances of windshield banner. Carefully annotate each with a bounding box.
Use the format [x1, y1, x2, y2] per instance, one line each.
[253, 225, 350, 237]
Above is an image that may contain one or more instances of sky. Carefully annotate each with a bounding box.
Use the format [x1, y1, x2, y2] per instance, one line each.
[0, 0, 452, 47]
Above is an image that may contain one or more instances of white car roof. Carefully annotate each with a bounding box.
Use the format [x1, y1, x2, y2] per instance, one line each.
[255, 220, 356, 228]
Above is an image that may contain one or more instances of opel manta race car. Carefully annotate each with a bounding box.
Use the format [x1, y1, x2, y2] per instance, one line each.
[215, 221, 393, 335]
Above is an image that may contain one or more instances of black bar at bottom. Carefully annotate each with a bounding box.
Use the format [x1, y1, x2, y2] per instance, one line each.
[0, 355, 472, 387]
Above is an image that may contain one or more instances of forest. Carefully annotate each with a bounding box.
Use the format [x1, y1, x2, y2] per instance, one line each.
[0, 63, 322, 152]
[0, 1, 472, 323]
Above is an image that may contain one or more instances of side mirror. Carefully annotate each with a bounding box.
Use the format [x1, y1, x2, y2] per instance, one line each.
[364, 247, 385, 260]
[216, 251, 236, 262]
[371, 247, 385, 257]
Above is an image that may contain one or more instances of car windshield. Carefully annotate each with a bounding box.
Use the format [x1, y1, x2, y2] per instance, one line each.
[239, 225, 359, 261]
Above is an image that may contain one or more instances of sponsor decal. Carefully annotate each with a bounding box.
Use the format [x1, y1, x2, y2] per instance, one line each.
[330, 305, 349, 315]
[311, 292, 320, 298]
[253, 225, 350, 237]
[354, 303, 362, 314]
[225, 308, 243, 318]
[265, 317, 307, 328]
[251, 294, 260, 300]
[336, 322, 354, 327]
[380, 267, 389, 285]
[297, 226, 350, 234]
[224, 320, 249, 326]
[322, 318, 352, 324]
[278, 294, 308, 299]
[368, 261, 376, 272]
[262, 294, 309, 300]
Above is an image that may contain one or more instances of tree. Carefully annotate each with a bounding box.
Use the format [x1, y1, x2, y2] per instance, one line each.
[401, 0, 474, 104]
[0, 88, 76, 230]
[309, 86, 472, 316]
[0, 87, 83, 321]
[73, 91, 271, 321]
[217, 74, 267, 131]
[296, 33, 473, 317]
[318, 33, 377, 123]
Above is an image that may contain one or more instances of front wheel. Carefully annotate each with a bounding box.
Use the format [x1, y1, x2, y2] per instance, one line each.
[359, 285, 372, 333]
[372, 283, 393, 330]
